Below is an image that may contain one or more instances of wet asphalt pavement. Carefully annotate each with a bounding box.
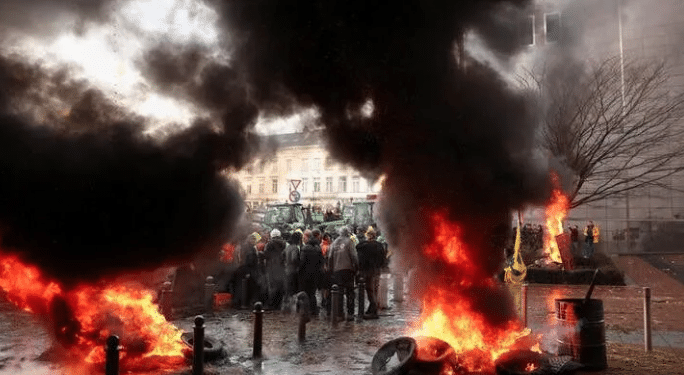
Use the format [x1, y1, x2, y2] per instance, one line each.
[171, 302, 423, 375]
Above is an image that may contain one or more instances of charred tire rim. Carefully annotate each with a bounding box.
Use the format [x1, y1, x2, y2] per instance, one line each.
[371, 336, 417, 375]
[412, 336, 459, 372]
[181, 332, 224, 362]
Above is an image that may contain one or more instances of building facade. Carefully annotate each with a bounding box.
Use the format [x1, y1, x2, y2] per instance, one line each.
[230, 131, 381, 210]
[517, 0, 684, 252]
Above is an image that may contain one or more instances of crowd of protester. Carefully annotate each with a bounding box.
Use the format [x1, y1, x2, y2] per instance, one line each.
[223, 225, 390, 320]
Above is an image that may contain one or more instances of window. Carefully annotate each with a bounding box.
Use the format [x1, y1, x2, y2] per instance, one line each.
[352, 176, 360, 193]
[313, 158, 321, 171]
[271, 178, 278, 193]
[258, 162, 265, 174]
[302, 178, 308, 193]
[301, 158, 309, 172]
[339, 176, 347, 193]
[286, 159, 292, 172]
[258, 180, 265, 194]
[246, 165, 254, 175]
[545, 13, 561, 43]
[313, 177, 321, 193]
[325, 177, 333, 192]
[519, 14, 534, 46]
[246, 184, 252, 194]
[324, 157, 333, 170]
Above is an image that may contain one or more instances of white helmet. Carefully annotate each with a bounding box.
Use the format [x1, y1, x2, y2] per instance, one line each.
[270, 228, 281, 238]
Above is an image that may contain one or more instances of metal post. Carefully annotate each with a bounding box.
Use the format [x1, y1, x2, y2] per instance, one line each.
[253, 302, 263, 358]
[105, 335, 119, 375]
[521, 283, 528, 327]
[192, 315, 204, 375]
[378, 273, 389, 309]
[393, 274, 404, 302]
[644, 287, 652, 351]
[242, 274, 250, 309]
[204, 276, 216, 315]
[160, 281, 173, 321]
[357, 277, 365, 322]
[297, 292, 309, 343]
[331, 285, 339, 328]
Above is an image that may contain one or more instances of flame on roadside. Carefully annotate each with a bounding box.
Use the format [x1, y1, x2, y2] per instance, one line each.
[543, 173, 569, 263]
[410, 213, 537, 372]
[0, 249, 185, 372]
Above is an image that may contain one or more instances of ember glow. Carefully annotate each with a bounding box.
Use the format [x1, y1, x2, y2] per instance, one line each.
[0, 250, 185, 372]
[410, 213, 534, 372]
[543, 174, 570, 263]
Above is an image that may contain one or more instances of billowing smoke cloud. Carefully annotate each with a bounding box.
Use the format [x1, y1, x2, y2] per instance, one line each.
[191, 0, 552, 325]
[0, 0, 119, 36]
[0, 54, 257, 286]
[1, 0, 555, 328]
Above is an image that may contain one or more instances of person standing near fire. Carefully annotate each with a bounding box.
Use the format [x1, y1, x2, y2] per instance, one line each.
[356, 227, 385, 319]
[328, 226, 358, 321]
[264, 229, 286, 310]
[569, 225, 580, 257]
[583, 221, 600, 259]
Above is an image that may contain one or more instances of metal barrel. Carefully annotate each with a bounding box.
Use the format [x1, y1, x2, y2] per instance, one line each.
[555, 298, 607, 370]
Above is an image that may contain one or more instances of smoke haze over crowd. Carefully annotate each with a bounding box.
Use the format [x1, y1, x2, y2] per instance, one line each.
[0, 0, 554, 310]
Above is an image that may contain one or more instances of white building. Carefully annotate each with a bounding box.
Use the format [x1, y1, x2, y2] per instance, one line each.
[230, 131, 381, 209]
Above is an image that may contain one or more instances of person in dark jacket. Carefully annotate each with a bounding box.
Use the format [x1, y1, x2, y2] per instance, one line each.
[283, 230, 303, 310]
[264, 229, 286, 310]
[298, 229, 324, 315]
[356, 228, 385, 318]
[231, 232, 260, 307]
[328, 226, 358, 320]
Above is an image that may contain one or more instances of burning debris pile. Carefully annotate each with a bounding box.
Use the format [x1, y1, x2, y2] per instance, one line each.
[0, 0, 581, 372]
[0, 252, 186, 372]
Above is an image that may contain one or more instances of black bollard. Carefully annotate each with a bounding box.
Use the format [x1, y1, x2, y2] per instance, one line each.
[192, 315, 204, 375]
[393, 274, 404, 302]
[356, 276, 365, 322]
[253, 302, 263, 358]
[241, 275, 251, 309]
[105, 335, 119, 375]
[296, 292, 310, 343]
[330, 284, 339, 328]
[204, 276, 216, 315]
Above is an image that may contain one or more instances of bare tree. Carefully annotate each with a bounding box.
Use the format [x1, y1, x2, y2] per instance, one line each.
[525, 57, 684, 209]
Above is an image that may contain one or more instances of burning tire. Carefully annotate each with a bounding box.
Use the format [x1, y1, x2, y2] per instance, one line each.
[371, 336, 417, 375]
[412, 336, 461, 373]
[181, 332, 224, 362]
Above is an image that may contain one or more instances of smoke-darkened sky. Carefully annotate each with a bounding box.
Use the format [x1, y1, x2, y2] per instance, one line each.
[0, 0, 555, 301]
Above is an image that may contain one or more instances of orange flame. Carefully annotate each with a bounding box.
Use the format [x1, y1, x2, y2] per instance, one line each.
[525, 362, 538, 371]
[543, 174, 569, 263]
[410, 213, 534, 372]
[0, 250, 185, 372]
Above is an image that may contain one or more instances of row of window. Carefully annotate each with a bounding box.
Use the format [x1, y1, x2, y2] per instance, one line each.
[244, 176, 369, 195]
[246, 157, 341, 175]
[520, 12, 561, 46]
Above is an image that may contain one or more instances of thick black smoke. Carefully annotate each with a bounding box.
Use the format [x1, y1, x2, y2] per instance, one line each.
[197, 0, 551, 325]
[0, 55, 255, 285]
